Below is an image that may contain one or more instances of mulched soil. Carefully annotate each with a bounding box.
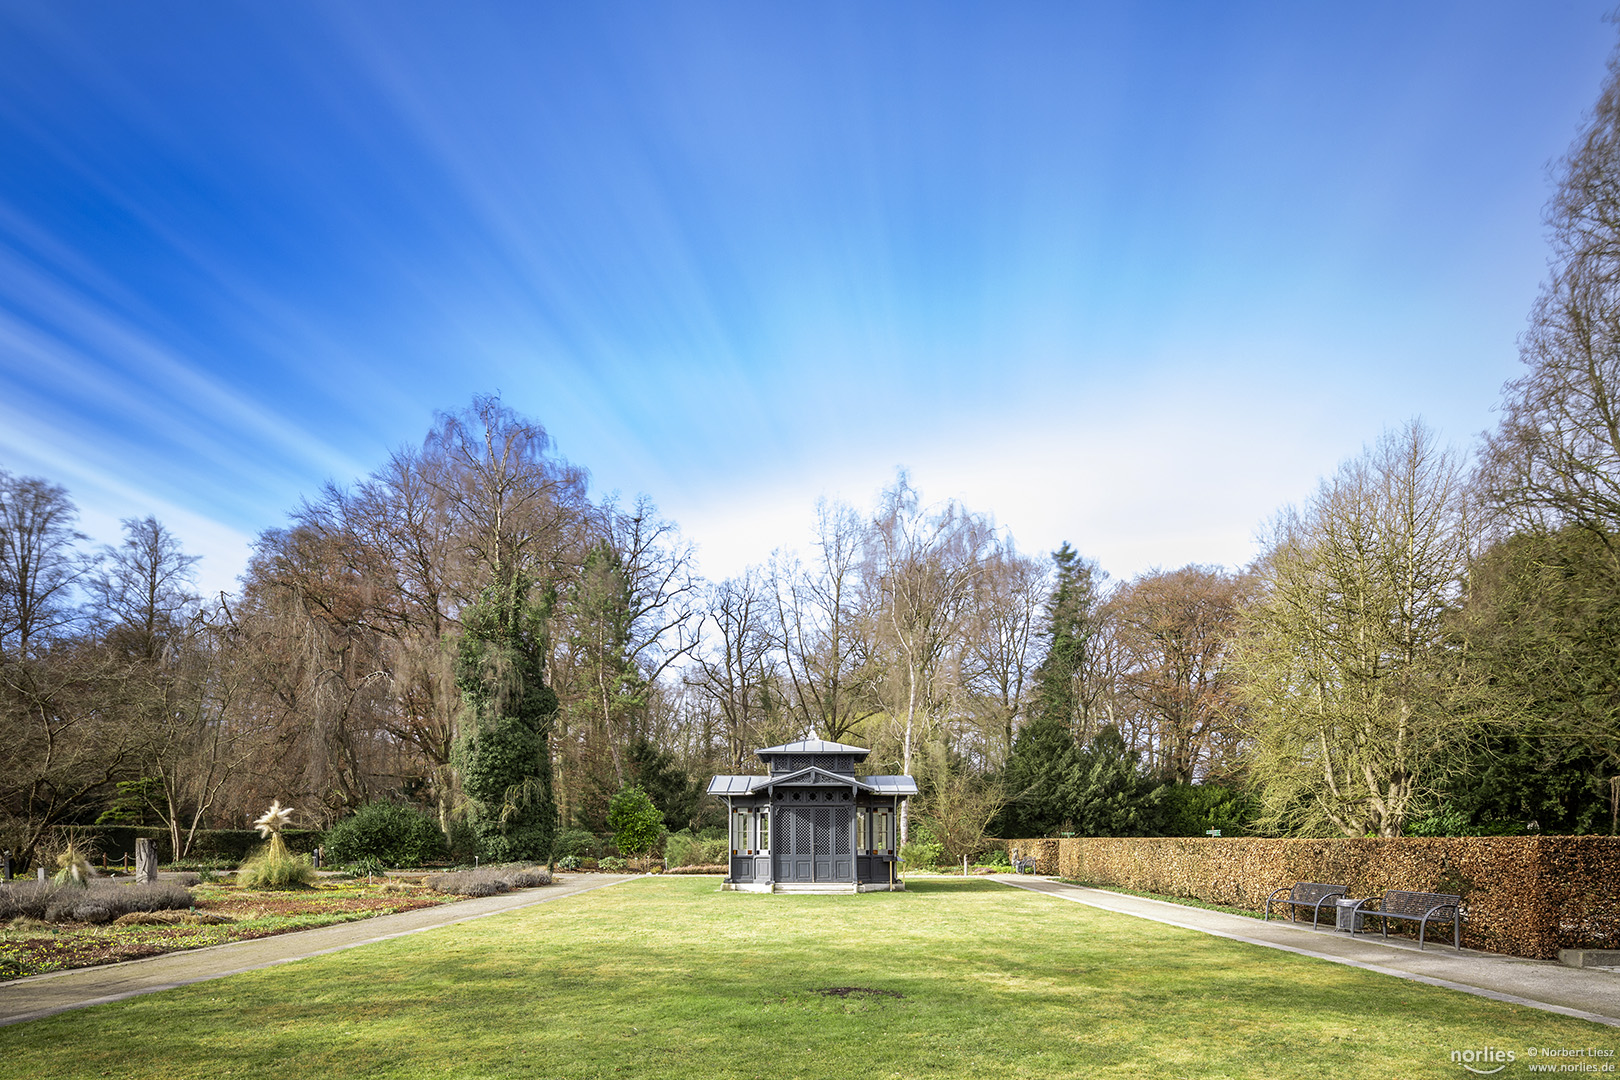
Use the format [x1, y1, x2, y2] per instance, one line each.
[0, 882, 460, 981]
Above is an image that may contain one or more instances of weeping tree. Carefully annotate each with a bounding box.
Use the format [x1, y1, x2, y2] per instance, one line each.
[455, 576, 559, 862]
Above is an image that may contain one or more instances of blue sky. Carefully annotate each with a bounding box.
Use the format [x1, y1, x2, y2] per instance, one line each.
[0, 2, 1612, 597]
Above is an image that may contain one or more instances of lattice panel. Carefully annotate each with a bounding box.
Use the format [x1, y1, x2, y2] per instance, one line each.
[832, 806, 852, 854]
[794, 811, 811, 854]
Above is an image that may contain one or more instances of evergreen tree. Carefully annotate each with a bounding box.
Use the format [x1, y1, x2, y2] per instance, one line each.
[1063, 726, 1165, 837]
[992, 543, 1102, 838]
[990, 712, 1079, 837]
[625, 736, 700, 832]
[1029, 543, 1093, 733]
[455, 575, 559, 862]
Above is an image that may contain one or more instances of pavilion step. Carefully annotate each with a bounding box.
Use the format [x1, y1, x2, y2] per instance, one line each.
[772, 882, 856, 894]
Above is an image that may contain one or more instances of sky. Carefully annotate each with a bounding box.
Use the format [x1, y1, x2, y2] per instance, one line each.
[0, 2, 1614, 599]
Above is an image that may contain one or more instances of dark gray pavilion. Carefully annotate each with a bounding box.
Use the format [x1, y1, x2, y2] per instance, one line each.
[707, 739, 918, 893]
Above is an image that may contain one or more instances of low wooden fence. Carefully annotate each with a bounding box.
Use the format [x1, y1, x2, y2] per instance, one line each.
[1001, 835, 1620, 960]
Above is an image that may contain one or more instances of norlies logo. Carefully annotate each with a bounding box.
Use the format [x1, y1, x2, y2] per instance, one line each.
[1452, 1047, 1516, 1074]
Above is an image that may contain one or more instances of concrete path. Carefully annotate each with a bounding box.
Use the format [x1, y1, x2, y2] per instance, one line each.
[0, 873, 634, 1027]
[993, 875, 1620, 1028]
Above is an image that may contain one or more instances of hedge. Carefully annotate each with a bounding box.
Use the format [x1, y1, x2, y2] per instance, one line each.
[1001, 835, 1620, 960]
[84, 827, 325, 866]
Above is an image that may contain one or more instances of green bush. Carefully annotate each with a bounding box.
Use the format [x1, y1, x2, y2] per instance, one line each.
[340, 856, 388, 879]
[900, 824, 943, 870]
[599, 856, 628, 872]
[553, 828, 598, 860]
[1155, 783, 1260, 837]
[664, 832, 728, 867]
[323, 802, 447, 867]
[663, 831, 697, 867]
[608, 786, 664, 863]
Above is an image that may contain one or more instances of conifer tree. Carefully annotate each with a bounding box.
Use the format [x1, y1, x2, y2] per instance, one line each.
[455, 575, 559, 862]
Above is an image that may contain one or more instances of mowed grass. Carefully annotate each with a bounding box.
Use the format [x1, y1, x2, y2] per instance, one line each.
[0, 876, 1609, 1079]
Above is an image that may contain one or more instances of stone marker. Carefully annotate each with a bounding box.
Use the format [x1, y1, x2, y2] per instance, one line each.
[135, 838, 157, 884]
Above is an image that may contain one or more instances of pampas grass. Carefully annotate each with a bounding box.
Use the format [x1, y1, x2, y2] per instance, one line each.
[237, 799, 318, 889]
[51, 839, 95, 887]
[236, 833, 317, 890]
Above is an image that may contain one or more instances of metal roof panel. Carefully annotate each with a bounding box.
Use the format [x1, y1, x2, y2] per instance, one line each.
[754, 739, 871, 756]
[858, 775, 920, 795]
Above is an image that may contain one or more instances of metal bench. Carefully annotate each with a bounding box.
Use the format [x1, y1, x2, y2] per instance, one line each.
[1264, 882, 1348, 928]
[1008, 848, 1038, 875]
[1353, 890, 1465, 951]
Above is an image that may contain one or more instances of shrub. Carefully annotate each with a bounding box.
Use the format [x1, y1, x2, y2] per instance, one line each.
[424, 863, 551, 896]
[599, 856, 628, 872]
[553, 828, 598, 860]
[323, 802, 447, 867]
[665, 833, 730, 867]
[339, 856, 388, 880]
[1156, 783, 1260, 837]
[0, 880, 193, 924]
[237, 834, 317, 889]
[663, 831, 698, 867]
[608, 786, 664, 864]
[900, 835, 943, 871]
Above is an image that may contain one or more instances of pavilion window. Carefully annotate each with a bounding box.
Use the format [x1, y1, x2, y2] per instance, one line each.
[856, 809, 869, 854]
[871, 809, 891, 853]
[758, 809, 769, 852]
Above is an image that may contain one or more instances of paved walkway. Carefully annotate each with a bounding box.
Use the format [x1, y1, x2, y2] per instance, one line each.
[993, 875, 1620, 1028]
[0, 873, 634, 1027]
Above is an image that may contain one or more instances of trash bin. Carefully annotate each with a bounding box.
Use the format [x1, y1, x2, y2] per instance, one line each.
[1335, 898, 1364, 932]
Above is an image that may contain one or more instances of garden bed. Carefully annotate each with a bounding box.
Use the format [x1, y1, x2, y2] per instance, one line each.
[0, 879, 460, 981]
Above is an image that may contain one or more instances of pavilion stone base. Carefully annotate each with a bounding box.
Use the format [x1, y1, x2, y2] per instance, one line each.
[721, 880, 907, 894]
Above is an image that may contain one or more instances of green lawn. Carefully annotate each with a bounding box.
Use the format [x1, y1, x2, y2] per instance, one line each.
[0, 876, 1609, 1079]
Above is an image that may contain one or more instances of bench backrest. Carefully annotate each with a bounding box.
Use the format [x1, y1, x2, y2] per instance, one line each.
[1291, 882, 1346, 905]
[1383, 890, 1461, 916]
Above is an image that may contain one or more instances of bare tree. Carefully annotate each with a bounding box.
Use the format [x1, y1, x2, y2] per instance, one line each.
[690, 569, 780, 771]
[769, 500, 876, 743]
[0, 471, 90, 660]
[1480, 39, 1620, 558]
[953, 543, 1045, 771]
[1109, 565, 1252, 784]
[1240, 422, 1475, 836]
[863, 474, 993, 841]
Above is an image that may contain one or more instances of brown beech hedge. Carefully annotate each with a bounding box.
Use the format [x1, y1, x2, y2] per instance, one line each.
[1001, 835, 1620, 959]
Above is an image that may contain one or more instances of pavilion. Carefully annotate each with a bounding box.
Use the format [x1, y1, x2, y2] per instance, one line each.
[707, 739, 917, 893]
